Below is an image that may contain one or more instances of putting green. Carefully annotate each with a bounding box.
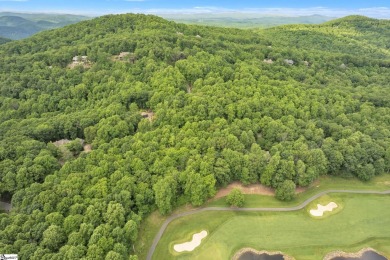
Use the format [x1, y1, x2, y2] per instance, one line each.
[153, 193, 390, 260]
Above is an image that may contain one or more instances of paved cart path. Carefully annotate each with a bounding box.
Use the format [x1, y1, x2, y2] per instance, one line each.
[146, 189, 390, 260]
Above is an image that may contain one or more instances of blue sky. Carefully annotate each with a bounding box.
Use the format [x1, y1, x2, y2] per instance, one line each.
[0, 0, 390, 18]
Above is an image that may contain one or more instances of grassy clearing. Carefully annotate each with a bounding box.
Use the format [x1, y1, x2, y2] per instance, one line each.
[154, 193, 390, 260]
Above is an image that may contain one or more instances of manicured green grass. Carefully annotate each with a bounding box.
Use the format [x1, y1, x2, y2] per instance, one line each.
[138, 175, 390, 259]
[207, 175, 390, 208]
[154, 193, 390, 260]
[134, 205, 197, 259]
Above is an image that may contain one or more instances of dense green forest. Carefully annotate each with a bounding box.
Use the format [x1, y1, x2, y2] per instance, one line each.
[0, 14, 389, 259]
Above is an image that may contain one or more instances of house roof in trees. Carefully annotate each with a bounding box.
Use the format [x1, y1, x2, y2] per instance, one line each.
[118, 52, 130, 58]
[53, 139, 71, 147]
[141, 111, 155, 121]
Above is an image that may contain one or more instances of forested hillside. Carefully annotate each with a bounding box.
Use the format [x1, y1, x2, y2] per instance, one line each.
[0, 14, 389, 259]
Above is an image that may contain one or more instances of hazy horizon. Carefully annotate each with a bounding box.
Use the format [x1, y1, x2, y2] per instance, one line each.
[0, 0, 389, 18]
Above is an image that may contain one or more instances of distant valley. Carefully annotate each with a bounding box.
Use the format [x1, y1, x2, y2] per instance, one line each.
[0, 36, 11, 44]
[162, 14, 335, 28]
[0, 12, 90, 39]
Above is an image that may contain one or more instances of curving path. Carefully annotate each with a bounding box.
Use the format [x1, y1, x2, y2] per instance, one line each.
[146, 189, 390, 260]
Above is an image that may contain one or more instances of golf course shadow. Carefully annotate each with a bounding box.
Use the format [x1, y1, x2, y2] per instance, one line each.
[233, 248, 294, 260]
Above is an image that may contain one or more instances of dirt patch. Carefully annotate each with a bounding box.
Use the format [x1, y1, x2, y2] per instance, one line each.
[213, 181, 309, 200]
[214, 182, 274, 199]
[296, 186, 308, 193]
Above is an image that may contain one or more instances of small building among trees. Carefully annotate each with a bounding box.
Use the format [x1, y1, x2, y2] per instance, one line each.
[114, 52, 136, 63]
[69, 55, 90, 68]
[118, 52, 130, 60]
[263, 59, 274, 64]
[141, 111, 155, 121]
[284, 59, 294, 65]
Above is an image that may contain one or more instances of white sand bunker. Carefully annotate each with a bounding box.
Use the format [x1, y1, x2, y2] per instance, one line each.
[173, 230, 208, 252]
[310, 202, 338, 217]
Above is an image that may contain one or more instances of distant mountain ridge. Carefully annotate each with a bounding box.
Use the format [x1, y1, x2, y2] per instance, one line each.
[0, 36, 11, 44]
[162, 14, 335, 28]
[0, 12, 90, 40]
[0, 12, 354, 40]
[0, 12, 89, 23]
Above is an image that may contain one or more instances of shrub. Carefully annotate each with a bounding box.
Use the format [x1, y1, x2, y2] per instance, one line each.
[226, 188, 244, 207]
[275, 180, 296, 201]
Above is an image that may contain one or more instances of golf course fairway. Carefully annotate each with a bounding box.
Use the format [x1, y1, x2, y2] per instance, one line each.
[152, 193, 390, 260]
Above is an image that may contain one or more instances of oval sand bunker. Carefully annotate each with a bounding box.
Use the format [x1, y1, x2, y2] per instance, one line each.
[173, 230, 207, 252]
[310, 202, 338, 217]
